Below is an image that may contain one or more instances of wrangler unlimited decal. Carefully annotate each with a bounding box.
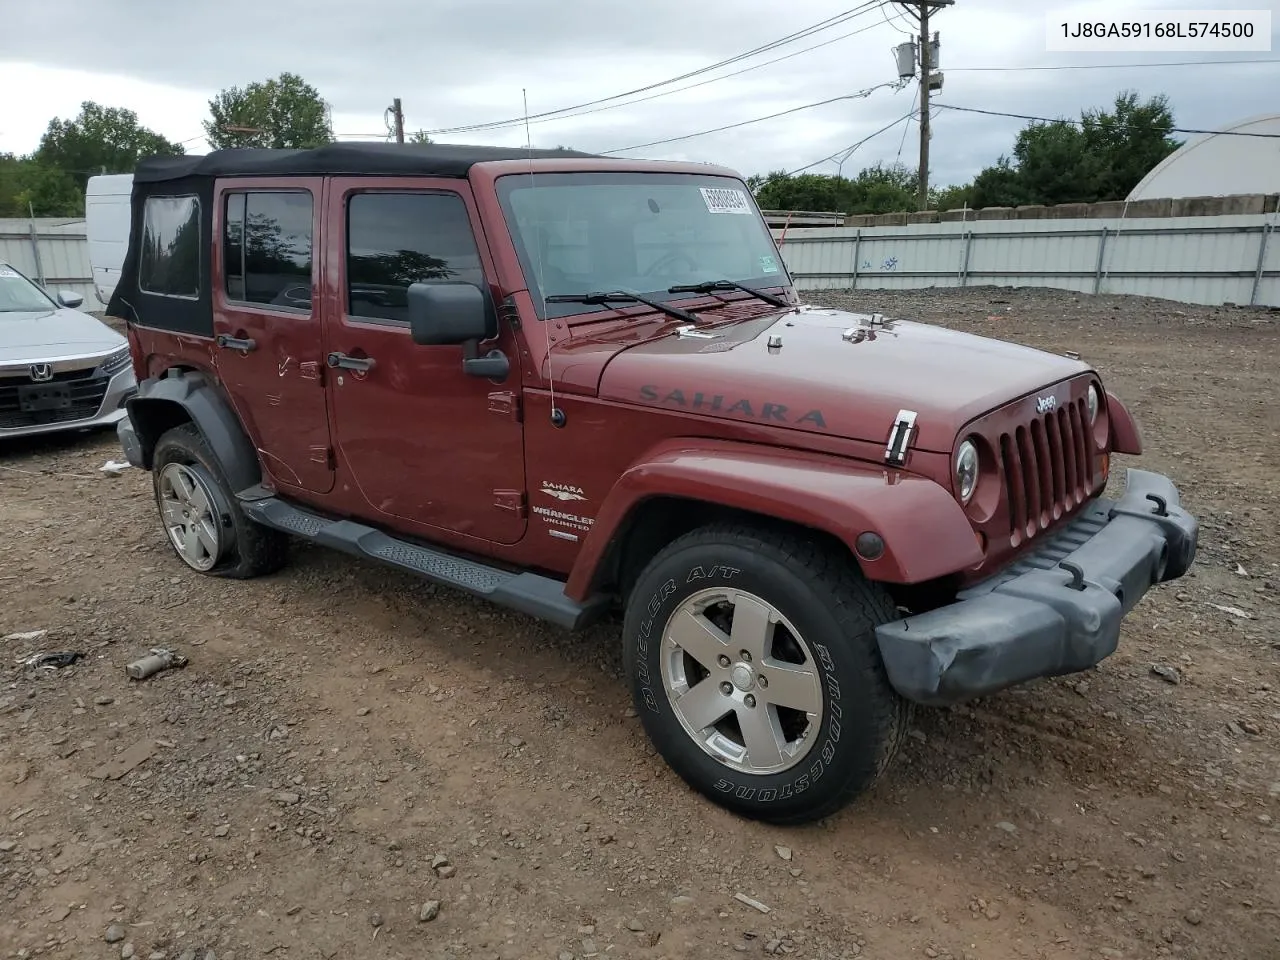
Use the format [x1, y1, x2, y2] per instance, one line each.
[639, 386, 827, 429]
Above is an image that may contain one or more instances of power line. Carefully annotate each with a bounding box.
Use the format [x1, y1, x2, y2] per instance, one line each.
[600, 80, 910, 154]
[783, 105, 919, 176]
[933, 102, 1280, 138]
[949, 57, 1280, 72]
[878, 0, 913, 35]
[460, 15, 897, 135]
[326, 55, 1280, 142]
[895, 80, 921, 161]
[425, 3, 884, 136]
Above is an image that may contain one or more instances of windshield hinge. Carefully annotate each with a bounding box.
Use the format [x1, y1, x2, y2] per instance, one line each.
[674, 324, 717, 339]
[494, 489, 527, 516]
[488, 390, 522, 421]
[309, 445, 336, 469]
[885, 409, 918, 466]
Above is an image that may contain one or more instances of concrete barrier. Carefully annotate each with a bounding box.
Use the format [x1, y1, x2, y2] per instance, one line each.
[818, 193, 1280, 229]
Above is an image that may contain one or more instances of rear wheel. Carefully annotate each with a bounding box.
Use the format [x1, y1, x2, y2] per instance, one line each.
[622, 523, 909, 824]
[151, 423, 288, 579]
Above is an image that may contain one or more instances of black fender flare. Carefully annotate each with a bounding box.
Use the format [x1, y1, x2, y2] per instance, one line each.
[123, 371, 262, 493]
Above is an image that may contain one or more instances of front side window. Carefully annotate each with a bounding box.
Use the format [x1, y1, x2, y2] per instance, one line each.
[346, 192, 484, 324]
[495, 172, 788, 319]
[139, 195, 200, 298]
[223, 191, 313, 310]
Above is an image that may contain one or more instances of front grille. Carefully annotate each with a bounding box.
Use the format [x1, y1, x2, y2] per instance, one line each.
[101, 348, 133, 376]
[0, 367, 109, 430]
[999, 396, 1095, 543]
[0, 366, 95, 385]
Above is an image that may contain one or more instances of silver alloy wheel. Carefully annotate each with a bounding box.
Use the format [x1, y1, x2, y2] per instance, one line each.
[659, 587, 824, 775]
[157, 462, 223, 572]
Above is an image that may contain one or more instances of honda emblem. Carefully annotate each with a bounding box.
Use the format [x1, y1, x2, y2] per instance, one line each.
[29, 363, 53, 383]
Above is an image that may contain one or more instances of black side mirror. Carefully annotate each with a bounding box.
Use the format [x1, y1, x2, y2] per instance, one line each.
[406, 281, 508, 380]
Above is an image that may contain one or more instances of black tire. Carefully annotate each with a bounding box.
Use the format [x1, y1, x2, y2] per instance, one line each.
[151, 423, 288, 579]
[622, 522, 909, 824]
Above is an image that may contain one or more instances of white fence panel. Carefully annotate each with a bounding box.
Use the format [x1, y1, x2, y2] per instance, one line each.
[3, 215, 1278, 313]
[0, 218, 98, 308]
[773, 214, 1280, 308]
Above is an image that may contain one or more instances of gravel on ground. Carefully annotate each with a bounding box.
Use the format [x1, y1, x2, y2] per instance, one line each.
[2, 286, 1277, 960]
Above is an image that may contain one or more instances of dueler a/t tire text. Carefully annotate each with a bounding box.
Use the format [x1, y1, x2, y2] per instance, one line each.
[623, 523, 909, 824]
[151, 423, 288, 580]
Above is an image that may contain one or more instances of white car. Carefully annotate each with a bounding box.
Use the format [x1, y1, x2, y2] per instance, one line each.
[0, 261, 137, 440]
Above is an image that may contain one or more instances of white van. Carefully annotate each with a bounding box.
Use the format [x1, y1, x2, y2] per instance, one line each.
[85, 174, 134, 306]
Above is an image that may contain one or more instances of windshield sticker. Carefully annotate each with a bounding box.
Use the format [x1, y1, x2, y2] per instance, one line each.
[699, 187, 753, 215]
[759, 254, 779, 274]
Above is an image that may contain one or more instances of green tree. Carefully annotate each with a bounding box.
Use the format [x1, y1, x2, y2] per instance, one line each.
[970, 156, 1030, 208]
[1011, 121, 1102, 205]
[750, 162, 918, 215]
[204, 72, 334, 149]
[0, 153, 83, 217]
[753, 171, 855, 212]
[930, 182, 973, 211]
[407, 130, 434, 144]
[34, 101, 184, 194]
[847, 162, 917, 213]
[1081, 91, 1180, 200]
[969, 91, 1180, 207]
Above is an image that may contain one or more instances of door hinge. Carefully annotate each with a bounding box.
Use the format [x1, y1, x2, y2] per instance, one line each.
[499, 296, 521, 329]
[494, 489, 527, 517]
[488, 390, 522, 422]
[309, 445, 336, 469]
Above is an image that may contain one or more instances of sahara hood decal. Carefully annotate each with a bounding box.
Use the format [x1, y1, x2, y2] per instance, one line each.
[638, 385, 827, 429]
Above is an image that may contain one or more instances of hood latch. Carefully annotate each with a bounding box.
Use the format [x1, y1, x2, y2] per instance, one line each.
[885, 409, 918, 466]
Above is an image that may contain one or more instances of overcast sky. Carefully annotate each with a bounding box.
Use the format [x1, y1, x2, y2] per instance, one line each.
[0, 0, 1275, 187]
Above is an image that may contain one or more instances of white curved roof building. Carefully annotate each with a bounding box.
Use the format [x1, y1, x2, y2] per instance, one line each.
[1127, 112, 1280, 200]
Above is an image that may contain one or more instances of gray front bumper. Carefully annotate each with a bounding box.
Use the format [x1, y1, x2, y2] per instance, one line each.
[875, 468, 1198, 706]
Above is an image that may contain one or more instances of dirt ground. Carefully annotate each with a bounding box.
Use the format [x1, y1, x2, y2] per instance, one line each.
[1, 286, 1277, 960]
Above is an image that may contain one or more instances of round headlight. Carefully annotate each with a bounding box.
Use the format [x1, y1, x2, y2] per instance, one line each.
[955, 439, 979, 505]
[1087, 384, 1100, 424]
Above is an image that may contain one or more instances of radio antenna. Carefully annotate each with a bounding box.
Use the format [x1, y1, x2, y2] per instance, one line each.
[524, 88, 564, 428]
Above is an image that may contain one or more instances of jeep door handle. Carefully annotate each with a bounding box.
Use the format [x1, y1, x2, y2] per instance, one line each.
[215, 334, 257, 352]
[326, 352, 376, 372]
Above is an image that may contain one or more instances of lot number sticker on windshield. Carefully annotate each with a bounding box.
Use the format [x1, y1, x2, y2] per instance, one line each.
[700, 187, 753, 215]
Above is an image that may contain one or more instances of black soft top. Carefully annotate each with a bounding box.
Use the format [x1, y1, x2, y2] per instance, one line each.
[133, 142, 603, 183]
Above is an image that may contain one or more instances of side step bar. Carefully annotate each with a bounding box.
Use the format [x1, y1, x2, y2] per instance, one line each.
[237, 492, 610, 631]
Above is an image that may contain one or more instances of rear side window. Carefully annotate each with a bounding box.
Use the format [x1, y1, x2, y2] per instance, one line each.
[139, 195, 200, 298]
[223, 191, 314, 310]
[346, 192, 484, 324]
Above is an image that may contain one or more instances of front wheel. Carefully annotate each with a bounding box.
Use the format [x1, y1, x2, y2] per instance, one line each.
[622, 523, 909, 824]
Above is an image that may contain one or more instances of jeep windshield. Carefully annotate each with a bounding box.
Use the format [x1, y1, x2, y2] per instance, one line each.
[0, 264, 57, 313]
[495, 172, 790, 321]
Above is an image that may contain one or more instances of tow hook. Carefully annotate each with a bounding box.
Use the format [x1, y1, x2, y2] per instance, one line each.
[1059, 560, 1087, 591]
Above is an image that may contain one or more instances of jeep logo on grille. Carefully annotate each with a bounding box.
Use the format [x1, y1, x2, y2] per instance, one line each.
[1035, 394, 1058, 414]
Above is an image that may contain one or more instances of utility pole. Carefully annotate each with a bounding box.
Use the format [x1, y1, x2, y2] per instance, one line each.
[893, 0, 953, 210]
[391, 98, 405, 144]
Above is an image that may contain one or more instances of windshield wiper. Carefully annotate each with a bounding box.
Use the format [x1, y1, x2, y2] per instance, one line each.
[667, 279, 791, 309]
[544, 290, 699, 325]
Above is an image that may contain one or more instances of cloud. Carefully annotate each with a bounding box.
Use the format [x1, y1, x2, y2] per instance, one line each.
[0, 0, 1273, 188]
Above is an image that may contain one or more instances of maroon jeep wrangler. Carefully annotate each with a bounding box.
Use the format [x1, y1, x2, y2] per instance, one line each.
[109, 143, 1197, 823]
